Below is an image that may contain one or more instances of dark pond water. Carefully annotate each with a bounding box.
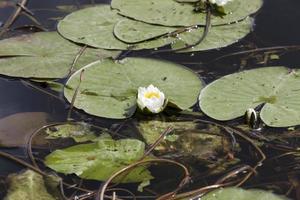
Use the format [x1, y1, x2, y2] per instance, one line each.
[1, 0, 300, 199]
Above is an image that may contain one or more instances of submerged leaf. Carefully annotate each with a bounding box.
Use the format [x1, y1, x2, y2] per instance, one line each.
[0, 32, 120, 78]
[137, 120, 226, 161]
[0, 112, 49, 148]
[199, 67, 300, 127]
[46, 122, 99, 143]
[111, 0, 262, 26]
[199, 187, 289, 200]
[64, 58, 202, 119]
[45, 138, 152, 183]
[137, 120, 197, 146]
[4, 170, 61, 200]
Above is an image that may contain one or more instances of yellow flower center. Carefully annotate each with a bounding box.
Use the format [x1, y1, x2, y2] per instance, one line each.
[144, 91, 160, 99]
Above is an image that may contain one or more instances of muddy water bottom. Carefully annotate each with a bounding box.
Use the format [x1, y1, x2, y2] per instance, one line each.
[0, 0, 300, 199]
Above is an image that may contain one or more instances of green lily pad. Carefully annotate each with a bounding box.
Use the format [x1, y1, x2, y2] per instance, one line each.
[111, 0, 262, 27]
[58, 5, 129, 50]
[45, 122, 99, 143]
[199, 67, 300, 127]
[4, 170, 61, 200]
[45, 137, 153, 183]
[58, 5, 174, 50]
[114, 17, 252, 52]
[114, 19, 177, 43]
[58, 5, 251, 51]
[64, 58, 201, 119]
[0, 32, 120, 78]
[200, 187, 289, 200]
[172, 17, 252, 52]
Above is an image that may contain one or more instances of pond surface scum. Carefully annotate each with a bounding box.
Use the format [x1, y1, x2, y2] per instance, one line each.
[1, 0, 300, 199]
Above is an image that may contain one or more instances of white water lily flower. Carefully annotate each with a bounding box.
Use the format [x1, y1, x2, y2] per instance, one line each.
[209, 0, 232, 6]
[137, 84, 166, 114]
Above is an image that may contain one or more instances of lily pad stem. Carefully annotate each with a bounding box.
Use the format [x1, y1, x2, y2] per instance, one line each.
[142, 126, 174, 159]
[171, 3, 212, 52]
[116, 1, 212, 59]
[68, 45, 88, 76]
[194, 119, 266, 186]
[97, 158, 190, 200]
[209, 45, 300, 64]
[67, 69, 85, 120]
[150, 0, 212, 54]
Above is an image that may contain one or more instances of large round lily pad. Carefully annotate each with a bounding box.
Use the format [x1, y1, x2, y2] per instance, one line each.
[58, 5, 129, 50]
[64, 58, 202, 119]
[111, 0, 263, 27]
[58, 4, 252, 52]
[199, 67, 300, 127]
[0, 32, 120, 78]
[58, 5, 175, 50]
[200, 187, 288, 200]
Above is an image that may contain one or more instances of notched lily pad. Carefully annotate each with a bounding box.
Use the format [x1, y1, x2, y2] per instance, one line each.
[111, 0, 263, 26]
[58, 4, 252, 52]
[58, 5, 174, 50]
[200, 187, 289, 200]
[58, 5, 129, 50]
[0, 32, 120, 78]
[199, 67, 300, 127]
[45, 137, 153, 183]
[64, 58, 202, 119]
[114, 17, 252, 52]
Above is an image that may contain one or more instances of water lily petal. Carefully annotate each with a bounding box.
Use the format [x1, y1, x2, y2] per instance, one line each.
[137, 85, 166, 114]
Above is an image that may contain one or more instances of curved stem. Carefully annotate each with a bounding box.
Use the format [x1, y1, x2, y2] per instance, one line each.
[150, 2, 212, 54]
[97, 158, 190, 200]
[0, 0, 29, 37]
